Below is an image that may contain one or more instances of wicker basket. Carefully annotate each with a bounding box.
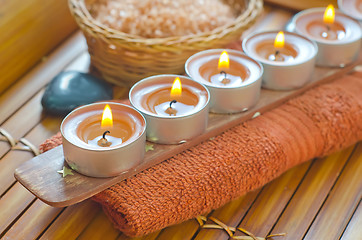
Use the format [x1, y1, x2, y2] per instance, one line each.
[68, 0, 263, 87]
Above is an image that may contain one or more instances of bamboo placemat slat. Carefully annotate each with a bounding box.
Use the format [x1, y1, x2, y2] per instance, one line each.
[240, 148, 353, 240]
[118, 231, 160, 240]
[155, 218, 201, 240]
[0, 51, 90, 158]
[0, 0, 77, 94]
[340, 201, 362, 240]
[232, 162, 312, 238]
[38, 201, 101, 239]
[241, 6, 293, 38]
[0, 151, 37, 196]
[0, 118, 62, 204]
[77, 211, 120, 240]
[0, 91, 45, 157]
[193, 191, 261, 240]
[270, 145, 357, 239]
[1, 200, 62, 240]
[0, 50, 89, 152]
[0, 136, 56, 235]
[193, 161, 309, 240]
[0, 32, 86, 125]
[264, 0, 337, 11]
[303, 144, 362, 240]
[0, 182, 35, 234]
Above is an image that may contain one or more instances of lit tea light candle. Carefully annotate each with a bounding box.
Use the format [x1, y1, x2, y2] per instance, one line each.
[185, 49, 263, 113]
[209, 51, 243, 86]
[81, 104, 123, 147]
[265, 31, 296, 62]
[291, 5, 361, 67]
[243, 31, 318, 90]
[61, 102, 146, 177]
[150, 77, 198, 117]
[129, 75, 210, 144]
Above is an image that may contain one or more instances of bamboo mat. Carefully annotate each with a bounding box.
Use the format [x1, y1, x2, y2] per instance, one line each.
[264, 0, 338, 11]
[0, 5, 361, 240]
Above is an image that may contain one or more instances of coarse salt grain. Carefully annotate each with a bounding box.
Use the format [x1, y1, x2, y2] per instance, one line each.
[89, 0, 237, 38]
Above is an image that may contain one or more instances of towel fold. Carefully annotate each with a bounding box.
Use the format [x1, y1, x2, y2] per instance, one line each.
[40, 72, 362, 237]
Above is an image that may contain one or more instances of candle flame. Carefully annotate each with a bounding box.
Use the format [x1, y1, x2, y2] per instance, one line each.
[101, 104, 113, 128]
[274, 31, 285, 49]
[170, 77, 182, 97]
[218, 50, 230, 69]
[323, 4, 335, 24]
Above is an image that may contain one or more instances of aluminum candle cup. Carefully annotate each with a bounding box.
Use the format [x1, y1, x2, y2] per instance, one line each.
[291, 8, 361, 67]
[61, 102, 146, 177]
[242, 31, 318, 90]
[338, 0, 362, 22]
[129, 75, 210, 144]
[185, 49, 263, 114]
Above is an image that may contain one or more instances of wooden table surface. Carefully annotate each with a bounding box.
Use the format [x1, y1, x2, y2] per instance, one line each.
[0, 4, 361, 240]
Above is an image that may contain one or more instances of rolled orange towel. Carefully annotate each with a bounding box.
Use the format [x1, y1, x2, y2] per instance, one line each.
[40, 72, 362, 237]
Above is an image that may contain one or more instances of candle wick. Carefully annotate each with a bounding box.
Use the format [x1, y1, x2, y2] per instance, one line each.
[275, 50, 280, 56]
[102, 130, 110, 140]
[326, 25, 331, 32]
[220, 70, 227, 79]
[219, 70, 231, 85]
[169, 100, 177, 109]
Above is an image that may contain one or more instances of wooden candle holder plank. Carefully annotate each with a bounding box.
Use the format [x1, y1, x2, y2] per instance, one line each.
[14, 60, 361, 207]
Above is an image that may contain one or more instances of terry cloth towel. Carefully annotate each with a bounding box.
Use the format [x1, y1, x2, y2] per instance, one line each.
[40, 72, 362, 237]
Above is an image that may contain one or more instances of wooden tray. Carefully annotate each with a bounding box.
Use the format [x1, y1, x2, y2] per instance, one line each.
[14, 60, 361, 207]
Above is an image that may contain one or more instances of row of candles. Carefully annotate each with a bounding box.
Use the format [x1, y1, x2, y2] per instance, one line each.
[61, 5, 362, 177]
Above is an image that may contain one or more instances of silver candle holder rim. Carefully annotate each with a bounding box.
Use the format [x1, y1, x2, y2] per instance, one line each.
[290, 8, 362, 45]
[338, 0, 362, 21]
[185, 48, 264, 89]
[242, 30, 318, 67]
[60, 102, 147, 152]
[129, 74, 210, 119]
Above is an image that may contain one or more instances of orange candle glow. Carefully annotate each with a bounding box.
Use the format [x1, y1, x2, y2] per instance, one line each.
[147, 77, 196, 116]
[170, 77, 182, 97]
[101, 104, 113, 128]
[323, 4, 335, 24]
[75, 104, 135, 147]
[254, 31, 297, 62]
[274, 31, 285, 49]
[296, 4, 346, 40]
[218, 51, 230, 70]
[200, 50, 246, 86]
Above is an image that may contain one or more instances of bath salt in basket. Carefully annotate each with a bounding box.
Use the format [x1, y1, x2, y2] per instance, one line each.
[68, 0, 263, 87]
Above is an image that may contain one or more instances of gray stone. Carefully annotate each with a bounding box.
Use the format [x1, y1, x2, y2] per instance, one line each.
[41, 71, 113, 115]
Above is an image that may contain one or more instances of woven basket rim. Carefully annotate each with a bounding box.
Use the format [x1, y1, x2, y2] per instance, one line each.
[69, 0, 263, 45]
